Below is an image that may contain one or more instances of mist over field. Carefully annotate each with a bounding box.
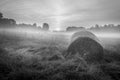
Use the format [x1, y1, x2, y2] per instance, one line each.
[1, 27, 120, 48]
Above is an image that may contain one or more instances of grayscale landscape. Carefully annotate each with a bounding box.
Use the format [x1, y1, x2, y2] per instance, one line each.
[0, 0, 120, 80]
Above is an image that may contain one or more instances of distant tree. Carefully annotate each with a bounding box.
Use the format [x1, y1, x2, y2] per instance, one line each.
[0, 12, 3, 19]
[108, 24, 114, 27]
[42, 23, 49, 30]
[0, 18, 16, 27]
[9, 19, 16, 25]
[66, 26, 85, 31]
[95, 24, 99, 28]
[104, 24, 108, 27]
[33, 23, 37, 27]
[117, 24, 120, 27]
[0, 12, 16, 27]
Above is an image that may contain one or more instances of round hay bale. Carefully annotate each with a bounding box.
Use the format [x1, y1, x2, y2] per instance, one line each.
[0, 47, 7, 57]
[66, 37, 103, 64]
[71, 30, 100, 43]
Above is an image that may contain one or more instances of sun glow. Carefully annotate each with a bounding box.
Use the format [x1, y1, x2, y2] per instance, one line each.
[54, 0, 65, 30]
[55, 15, 64, 30]
[55, 27, 61, 31]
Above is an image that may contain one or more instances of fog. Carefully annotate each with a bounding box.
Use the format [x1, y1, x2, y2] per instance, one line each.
[92, 32, 120, 38]
[0, 27, 120, 46]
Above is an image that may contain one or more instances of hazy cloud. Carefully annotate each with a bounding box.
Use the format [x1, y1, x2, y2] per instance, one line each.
[0, 0, 120, 30]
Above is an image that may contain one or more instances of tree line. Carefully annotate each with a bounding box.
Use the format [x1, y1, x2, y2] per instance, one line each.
[0, 12, 16, 27]
[0, 12, 49, 30]
[66, 24, 120, 32]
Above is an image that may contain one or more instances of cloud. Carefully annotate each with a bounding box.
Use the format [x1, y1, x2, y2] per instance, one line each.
[0, 0, 120, 30]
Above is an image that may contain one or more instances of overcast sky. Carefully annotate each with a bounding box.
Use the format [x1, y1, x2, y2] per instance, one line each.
[0, 0, 120, 30]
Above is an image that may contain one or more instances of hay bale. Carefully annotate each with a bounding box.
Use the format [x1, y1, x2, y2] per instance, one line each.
[66, 37, 103, 64]
[0, 47, 7, 57]
[71, 30, 99, 43]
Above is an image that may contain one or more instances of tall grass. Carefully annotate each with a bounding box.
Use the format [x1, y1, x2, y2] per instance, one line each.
[0, 31, 120, 80]
[1, 45, 120, 80]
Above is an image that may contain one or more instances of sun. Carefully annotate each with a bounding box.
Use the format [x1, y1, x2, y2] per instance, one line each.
[55, 27, 61, 31]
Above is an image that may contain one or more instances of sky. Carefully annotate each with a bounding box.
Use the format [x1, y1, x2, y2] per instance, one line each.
[0, 0, 120, 30]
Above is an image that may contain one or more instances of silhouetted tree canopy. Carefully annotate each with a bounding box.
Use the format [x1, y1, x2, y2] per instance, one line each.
[33, 23, 37, 27]
[66, 26, 85, 31]
[42, 23, 49, 30]
[0, 12, 3, 19]
[0, 12, 16, 27]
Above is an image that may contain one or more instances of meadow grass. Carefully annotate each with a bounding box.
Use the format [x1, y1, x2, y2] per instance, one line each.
[0, 30, 120, 80]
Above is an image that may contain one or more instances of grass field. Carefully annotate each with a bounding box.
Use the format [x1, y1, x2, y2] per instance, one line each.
[0, 28, 120, 80]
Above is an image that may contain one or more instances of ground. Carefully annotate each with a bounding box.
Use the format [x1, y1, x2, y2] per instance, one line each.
[0, 28, 120, 80]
